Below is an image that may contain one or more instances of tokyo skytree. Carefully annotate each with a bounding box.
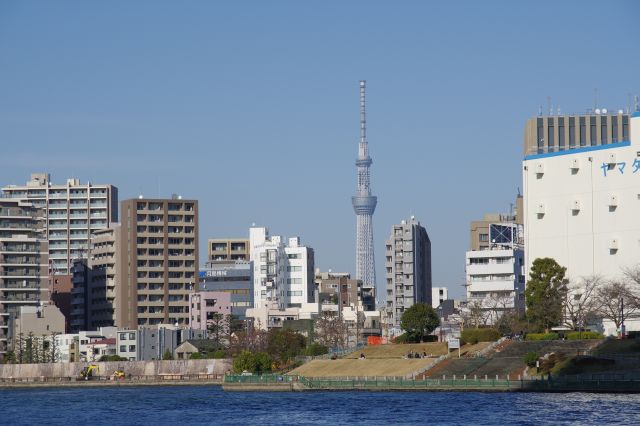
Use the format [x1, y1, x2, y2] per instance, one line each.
[352, 80, 377, 291]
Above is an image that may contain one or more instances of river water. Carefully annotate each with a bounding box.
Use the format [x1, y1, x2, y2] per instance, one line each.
[1, 385, 639, 425]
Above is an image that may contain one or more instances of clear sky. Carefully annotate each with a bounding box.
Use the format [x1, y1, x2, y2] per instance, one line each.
[0, 1, 638, 299]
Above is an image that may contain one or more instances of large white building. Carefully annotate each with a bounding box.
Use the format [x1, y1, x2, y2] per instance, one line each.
[249, 226, 315, 313]
[523, 110, 640, 334]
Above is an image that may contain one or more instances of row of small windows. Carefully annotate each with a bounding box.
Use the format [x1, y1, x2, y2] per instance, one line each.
[537, 116, 629, 153]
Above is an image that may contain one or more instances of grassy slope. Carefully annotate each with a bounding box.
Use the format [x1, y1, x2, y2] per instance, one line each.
[289, 358, 435, 377]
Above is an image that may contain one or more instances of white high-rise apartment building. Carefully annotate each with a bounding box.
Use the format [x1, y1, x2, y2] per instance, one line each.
[523, 110, 640, 335]
[2, 173, 118, 275]
[249, 226, 315, 312]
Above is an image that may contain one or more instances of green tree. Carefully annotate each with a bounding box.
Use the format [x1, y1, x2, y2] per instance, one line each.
[400, 303, 440, 343]
[162, 349, 174, 360]
[2, 351, 15, 364]
[267, 328, 305, 366]
[525, 258, 569, 332]
[99, 355, 127, 362]
[233, 351, 272, 374]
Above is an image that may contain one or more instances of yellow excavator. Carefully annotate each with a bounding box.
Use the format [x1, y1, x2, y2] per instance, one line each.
[112, 368, 125, 380]
[79, 364, 99, 381]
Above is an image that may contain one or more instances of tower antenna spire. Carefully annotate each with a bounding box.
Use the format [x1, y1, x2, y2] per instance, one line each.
[360, 80, 366, 145]
[352, 79, 377, 301]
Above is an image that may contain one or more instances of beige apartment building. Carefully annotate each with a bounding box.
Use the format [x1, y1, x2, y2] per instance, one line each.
[470, 196, 523, 251]
[0, 199, 49, 355]
[71, 225, 123, 331]
[1, 173, 118, 275]
[119, 197, 199, 329]
[207, 238, 249, 261]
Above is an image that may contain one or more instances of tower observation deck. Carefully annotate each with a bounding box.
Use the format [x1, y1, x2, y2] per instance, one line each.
[352, 80, 377, 292]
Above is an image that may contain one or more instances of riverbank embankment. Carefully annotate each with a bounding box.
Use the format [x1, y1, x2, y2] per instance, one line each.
[0, 359, 231, 388]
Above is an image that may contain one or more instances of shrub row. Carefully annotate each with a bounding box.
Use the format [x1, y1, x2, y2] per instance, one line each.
[523, 352, 539, 367]
[525, 332, 559, 341]
[460, 328, 500, 344]
[566, 331, 603, 340]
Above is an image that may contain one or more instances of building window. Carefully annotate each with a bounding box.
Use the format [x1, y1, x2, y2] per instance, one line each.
[601, 116, 608, 144]
[479, 234, 489, 242]
[612, 116, 618, 142]
[579, 117, 586, 146]
[129, 333, 135, 340]
[558, 118, 565, 150]
[119, 345, 126, 352]
[590, 119, 596, 145]
[547, 122, 554, 153]
[568, 117, 576, 147]
[129, 345, 136, 352]
[536, 118, 544, 154]
[622, 116, 629, 140]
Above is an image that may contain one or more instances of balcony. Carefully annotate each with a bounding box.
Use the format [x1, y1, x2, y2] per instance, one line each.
[1, 295, 41, 303]
[0, 245, 40, 253]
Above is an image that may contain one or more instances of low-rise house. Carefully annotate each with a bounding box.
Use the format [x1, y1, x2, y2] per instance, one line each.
[86, 338, 117, 359]
[174, 339, 221, 360]
[54, 333, 79, 362]
[116, 325, 205, 361]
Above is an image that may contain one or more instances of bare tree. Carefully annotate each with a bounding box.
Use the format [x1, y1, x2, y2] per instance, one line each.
[461, 300, 489, 328]
[229, 320, 268, 355]
[595, 279, 640, 332]
[346, 310, 366, 348]
[563, 276, 602, 331]
[485, 294, 516, 326]
[207, 312, 231, 349]
[315, 312, 348, 349]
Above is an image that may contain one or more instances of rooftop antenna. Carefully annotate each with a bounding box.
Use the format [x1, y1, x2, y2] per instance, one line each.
[635, 95, 639, 112]
[547, 96, 552, 116]
[594, 88, 599, 110]
[538, 105, 542, 116]
[627, 93, 632, 114]
[557, 105, 561, 116]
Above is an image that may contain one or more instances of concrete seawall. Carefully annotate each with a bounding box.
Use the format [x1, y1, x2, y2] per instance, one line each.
[0, 359, 232, 379]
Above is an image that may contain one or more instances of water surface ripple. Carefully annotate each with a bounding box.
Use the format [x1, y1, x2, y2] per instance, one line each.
[1, 385, 639, 425]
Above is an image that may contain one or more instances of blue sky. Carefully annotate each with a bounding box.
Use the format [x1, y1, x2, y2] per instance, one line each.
[0, 1, 638, 299]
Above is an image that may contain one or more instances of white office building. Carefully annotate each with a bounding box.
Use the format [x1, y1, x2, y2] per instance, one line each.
[249, 226, 315, 313]
[523, 110, 640, 335]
